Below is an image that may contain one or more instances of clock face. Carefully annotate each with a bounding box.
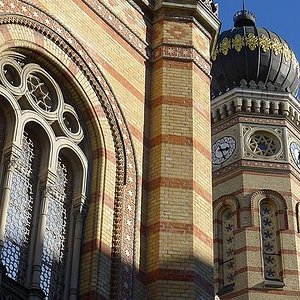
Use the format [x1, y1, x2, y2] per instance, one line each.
[290, 142, 300, 169]
[212, 136, 236, 165]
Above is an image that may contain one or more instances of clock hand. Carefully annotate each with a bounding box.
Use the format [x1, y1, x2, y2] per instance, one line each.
[220, 145, 230, 152]
[218, 145, 230, 159]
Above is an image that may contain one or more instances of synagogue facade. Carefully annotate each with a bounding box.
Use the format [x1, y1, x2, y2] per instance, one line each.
[0, 1, 299, 300]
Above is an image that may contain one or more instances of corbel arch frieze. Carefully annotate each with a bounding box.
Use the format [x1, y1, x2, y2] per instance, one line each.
[0, 1, 139, 299]
[250, 189, 288, 230]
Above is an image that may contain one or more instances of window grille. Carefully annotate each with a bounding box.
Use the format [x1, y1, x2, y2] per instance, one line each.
[0, 51, 87, 298]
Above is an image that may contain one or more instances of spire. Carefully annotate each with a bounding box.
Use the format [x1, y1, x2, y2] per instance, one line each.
[233, 1, 256, 27]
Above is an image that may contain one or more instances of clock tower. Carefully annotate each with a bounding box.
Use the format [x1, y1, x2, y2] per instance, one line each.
[211, 8, 300, 299]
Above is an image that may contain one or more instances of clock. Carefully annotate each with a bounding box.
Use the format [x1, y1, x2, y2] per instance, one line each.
[290, 142, 300, 169]
[212, 136, 236, 165]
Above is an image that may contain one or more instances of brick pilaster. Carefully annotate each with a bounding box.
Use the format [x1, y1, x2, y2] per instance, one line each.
[146, 1, 219, 298]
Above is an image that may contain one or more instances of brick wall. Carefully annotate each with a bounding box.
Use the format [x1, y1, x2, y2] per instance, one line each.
[0, 0, 219, 298]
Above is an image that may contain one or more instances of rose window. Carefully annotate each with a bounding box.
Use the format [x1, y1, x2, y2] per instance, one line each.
[27, 73, 57, 112]
[249, 132, 279, 156]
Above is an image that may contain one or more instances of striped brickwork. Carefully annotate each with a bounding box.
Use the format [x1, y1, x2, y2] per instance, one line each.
[0, 0, 146, 298]
[212, 112, 300, 299]
[0, 0, 220, 299]
[146, 1, 219, 299]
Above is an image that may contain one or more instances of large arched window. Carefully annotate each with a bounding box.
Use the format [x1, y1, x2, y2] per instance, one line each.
[0, 51, 88, 298]
[2, 130, 40, 284]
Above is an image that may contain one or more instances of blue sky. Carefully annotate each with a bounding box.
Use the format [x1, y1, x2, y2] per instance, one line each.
[217, 1, 300, 59]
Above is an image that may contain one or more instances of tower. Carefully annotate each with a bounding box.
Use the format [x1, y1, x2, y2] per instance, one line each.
[211, 7, 300, 300]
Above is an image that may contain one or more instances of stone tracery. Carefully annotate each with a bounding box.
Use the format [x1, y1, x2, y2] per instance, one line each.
[0, 51, 87, 298]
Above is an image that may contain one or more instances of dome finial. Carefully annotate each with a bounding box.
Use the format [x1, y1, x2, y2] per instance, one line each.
[234, 1, 256, 27]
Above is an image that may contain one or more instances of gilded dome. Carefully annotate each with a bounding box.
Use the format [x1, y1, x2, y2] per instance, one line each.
[211, 9, 300, 98]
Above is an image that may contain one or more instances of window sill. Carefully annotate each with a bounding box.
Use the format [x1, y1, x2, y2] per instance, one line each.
[264, 279, 285, 288]
[217, 283, 235, 296]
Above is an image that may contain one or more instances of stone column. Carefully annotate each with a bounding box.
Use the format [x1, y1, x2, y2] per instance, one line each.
[0, 154, 18, 254]
[28, 182, 51, 300]
[146, 1, 220, 298]
[69, 196, 87, 299]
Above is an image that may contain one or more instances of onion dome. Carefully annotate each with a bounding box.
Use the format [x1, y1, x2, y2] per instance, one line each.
[211, 8, 300, 98]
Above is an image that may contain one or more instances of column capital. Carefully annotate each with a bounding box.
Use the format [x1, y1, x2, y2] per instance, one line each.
[153, 0, 220, 48]
[73, 195, 87, 219]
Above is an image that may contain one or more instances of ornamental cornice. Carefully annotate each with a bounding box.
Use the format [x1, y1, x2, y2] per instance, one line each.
[153, 0, 220, 47]
[211, 88, 300, 129]
[154, 0, 218, 17]
[212, 115, 286, 135]
[213, 159, 290, 179]
[152, 43, 211, 76]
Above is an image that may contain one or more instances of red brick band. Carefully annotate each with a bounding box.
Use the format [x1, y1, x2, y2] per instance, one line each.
[148, 177, 212, 204]
[146, 221, 212, 245]
[147, 268, 214, 295]
[149, 134, 211, 160]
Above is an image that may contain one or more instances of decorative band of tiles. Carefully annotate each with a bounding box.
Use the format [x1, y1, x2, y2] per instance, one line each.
[153, 44, 211, 76]
[82, 0, 150, 59]
[212, 33, 299, 71]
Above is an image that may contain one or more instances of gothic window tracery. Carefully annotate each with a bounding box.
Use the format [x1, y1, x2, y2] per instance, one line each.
[40, 158, 72, 298]
[0, 51, 88, 298]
